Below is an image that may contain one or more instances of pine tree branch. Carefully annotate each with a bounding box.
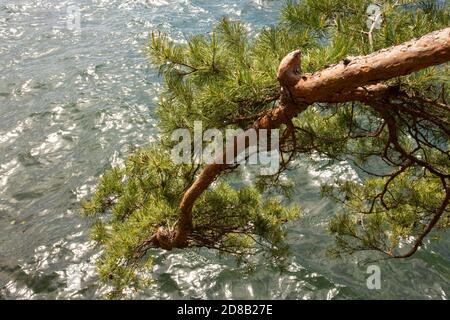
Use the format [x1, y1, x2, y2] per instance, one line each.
[156, 27, 450, 249]
[287, 27, 450, 105]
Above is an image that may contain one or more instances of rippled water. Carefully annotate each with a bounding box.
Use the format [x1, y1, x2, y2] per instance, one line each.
[0, 0, 448, 299]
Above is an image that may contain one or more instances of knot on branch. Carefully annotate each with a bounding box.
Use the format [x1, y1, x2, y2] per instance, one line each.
[277, 49, 302, 88]
[277, 50, 303, 109]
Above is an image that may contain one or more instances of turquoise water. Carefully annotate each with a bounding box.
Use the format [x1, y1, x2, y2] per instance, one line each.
[0, 0, 448, 299]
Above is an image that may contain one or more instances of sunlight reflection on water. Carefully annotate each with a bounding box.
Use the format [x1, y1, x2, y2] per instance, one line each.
[0, 0, 448, 299]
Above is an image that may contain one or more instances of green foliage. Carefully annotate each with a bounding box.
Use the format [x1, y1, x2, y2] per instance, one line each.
[81, 146, 189, 296]
[82, 146, 300, 296]
[82, 0, 449, 296]
[150, 16, 318, 136]
[325, 169, 448, 257]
